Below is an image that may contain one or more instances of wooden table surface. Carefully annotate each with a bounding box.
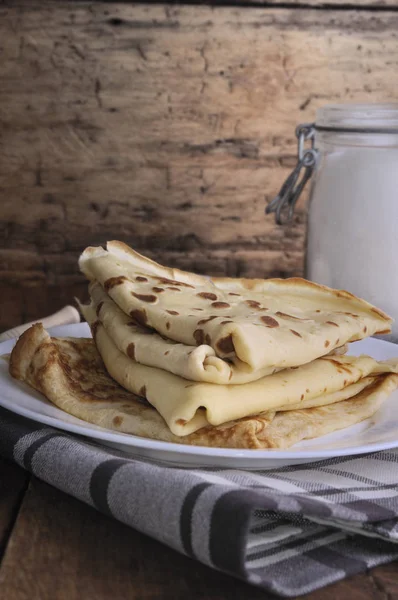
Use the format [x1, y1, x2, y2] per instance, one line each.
[1, 457, 398, 599]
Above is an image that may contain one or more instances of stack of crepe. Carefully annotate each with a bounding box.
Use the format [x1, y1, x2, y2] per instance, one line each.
[9, 241, 398, 449]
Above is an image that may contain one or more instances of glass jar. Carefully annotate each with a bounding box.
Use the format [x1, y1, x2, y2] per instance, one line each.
[268, 104, 398, 341]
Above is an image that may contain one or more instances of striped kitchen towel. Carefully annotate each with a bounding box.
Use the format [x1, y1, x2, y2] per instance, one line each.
[1, 407, 398, 597]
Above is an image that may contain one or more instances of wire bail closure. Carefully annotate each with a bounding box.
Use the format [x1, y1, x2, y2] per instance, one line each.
[266, 123, 317, 225]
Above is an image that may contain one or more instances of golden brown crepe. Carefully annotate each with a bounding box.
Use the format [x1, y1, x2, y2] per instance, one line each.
[78, 242, 391, 379]
[254, 375, 398, 450]
[8, 324, 398, 450]
[80, 304, 398, 436]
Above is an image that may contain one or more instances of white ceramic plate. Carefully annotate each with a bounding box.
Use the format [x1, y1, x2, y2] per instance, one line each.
[1, 323, 398, 470]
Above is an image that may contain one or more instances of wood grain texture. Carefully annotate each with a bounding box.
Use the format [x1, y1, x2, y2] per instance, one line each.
[9, 0, 398, 7]
[1, 6, 397, 246]
[0, 476, 395, 600]
[0, 283, 87, 332]
[1, 2, 398, 324]
[0, 458, 29, 558]
[371, 563, 398, 599]
[228, 0, 398, 5]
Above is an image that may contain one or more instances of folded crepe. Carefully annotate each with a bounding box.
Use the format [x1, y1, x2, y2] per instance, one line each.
[78, 242, 391, 382]
[84, 282, 348, 385]
[78, 303, 398, 436]
[9, 324, 398, 450]
[84, 281, 243, 384]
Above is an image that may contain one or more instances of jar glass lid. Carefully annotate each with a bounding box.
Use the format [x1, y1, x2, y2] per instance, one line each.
[316, 103, 398, 131]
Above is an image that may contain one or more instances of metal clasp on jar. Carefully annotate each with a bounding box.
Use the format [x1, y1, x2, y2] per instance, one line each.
[266, 123, 317, 224]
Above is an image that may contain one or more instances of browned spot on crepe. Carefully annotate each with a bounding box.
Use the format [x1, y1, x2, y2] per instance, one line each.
[95, 301, 104, 317]
[166, 322, 171, 330]
[136, 276, 148, 282]
[127, 342, 135, 360]
[176, 418, 187, 425]
[113, 416, 123, 426]
[300, 394, 304, 400]
[198, 316, 218, 325]
[245, 300, 262, 309]
[363, 325, 368, 334]
[193, 308, 204, 311]
[306, 388, 310, 393]
[205, 334, 211, 345]
[139, 385, 147, 397]
[324, 340, 330, 348]
[326, 321, 339, 327]
[193, 329, 205, 345]
[221, 320, 233, 325]
[164, 350, 170, 356]
[166, 310, 179, 315]
[131, 292, 157, 303]
[261, 316, 279, 328]
[130, 308, 147, 327]
[327, 358, 344, 368]
[211, 302, 230, 309]
[197, 292, 217, 301]
[290, 329, 302, 338]
[217, 334, 234, 354]
[104, 276, 127, 291]
[167, 287, 181, 292]
[152, 287, 165, 293]
[228, 293, 241, 297]
[344, 379, 348, 386]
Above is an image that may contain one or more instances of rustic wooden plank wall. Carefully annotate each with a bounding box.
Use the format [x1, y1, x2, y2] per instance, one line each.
[1, 0, 398, 330]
